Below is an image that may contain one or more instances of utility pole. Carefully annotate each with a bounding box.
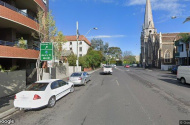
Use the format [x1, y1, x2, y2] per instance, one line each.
[76, 21, 79, 72]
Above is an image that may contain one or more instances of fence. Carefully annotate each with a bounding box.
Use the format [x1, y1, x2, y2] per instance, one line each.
[0, 70, 26, 98]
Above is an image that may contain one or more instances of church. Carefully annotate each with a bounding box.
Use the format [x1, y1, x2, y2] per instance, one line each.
[140, 0, 182, 70]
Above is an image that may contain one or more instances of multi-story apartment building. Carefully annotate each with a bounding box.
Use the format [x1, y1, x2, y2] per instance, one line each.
[175, 40, 190, 65]
[63, 35, 91, 57]
[0, 0, 49, 70]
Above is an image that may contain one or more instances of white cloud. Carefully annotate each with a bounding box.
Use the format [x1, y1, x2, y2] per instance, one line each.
[87, 35, 126, 38]
[126, 0, 186, 16]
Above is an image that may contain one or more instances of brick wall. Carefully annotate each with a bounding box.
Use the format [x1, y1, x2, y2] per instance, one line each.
[0, 45, 39, 59]
[84, 67, 92, 72]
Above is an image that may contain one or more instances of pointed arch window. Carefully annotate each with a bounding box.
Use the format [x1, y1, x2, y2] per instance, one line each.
[164, 51, 171, 63]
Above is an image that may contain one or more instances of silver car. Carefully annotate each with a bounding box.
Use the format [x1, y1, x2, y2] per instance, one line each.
[68, 72, 91, 86]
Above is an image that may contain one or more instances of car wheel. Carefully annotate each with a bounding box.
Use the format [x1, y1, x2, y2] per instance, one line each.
[48, 96, 56, 108]
[181, 78, 186, 84]
[70, 85, 75, 93]
[84, 80, 87, 86]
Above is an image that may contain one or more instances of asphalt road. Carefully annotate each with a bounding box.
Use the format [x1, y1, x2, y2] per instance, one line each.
[9, 67, 190, 125]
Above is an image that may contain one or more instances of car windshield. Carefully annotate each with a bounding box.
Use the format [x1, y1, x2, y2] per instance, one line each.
[71, 73, 82, 77]
[104, 66, 111, 68]
[26, 83, 49, 91]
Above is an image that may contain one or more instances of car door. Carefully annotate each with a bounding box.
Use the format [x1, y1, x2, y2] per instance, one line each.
[51, 81, 62, 100]
[83, 72, 87, 82]
[86, 73, 91, 81]
[58, 80, 70, 96]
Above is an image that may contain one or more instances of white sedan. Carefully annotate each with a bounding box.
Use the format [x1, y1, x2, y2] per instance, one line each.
[14, 79, 74, 109]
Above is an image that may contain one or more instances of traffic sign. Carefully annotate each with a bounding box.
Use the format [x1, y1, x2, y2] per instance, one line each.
[40, 42, 53, 61]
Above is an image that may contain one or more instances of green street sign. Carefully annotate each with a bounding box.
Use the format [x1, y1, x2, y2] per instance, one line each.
[40, 42, 53, 61]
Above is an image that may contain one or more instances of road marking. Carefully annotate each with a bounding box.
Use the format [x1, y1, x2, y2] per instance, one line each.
[116, 80, 120, 86]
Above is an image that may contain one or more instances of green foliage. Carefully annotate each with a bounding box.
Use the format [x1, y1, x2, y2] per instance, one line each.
[10, 65, 19, 71]
[54, 31, 67, 60]
[19, 37, 27, 49]
[67, 54, 77, 66]
[79, 48, 103, 69]
[108, 47, 122, 59]
[178, 33, 190, 44]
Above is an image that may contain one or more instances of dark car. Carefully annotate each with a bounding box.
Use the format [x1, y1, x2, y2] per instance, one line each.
[171, 65, 178, 74]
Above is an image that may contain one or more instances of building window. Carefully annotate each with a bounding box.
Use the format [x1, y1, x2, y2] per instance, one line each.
[70, 42, 72, 45]
[79, 54, 82, 57]
[164, 51, 171, 63]
[79, 41, 82, 45]
[79, 47, 82, 52]
[70, 48, 72, 50]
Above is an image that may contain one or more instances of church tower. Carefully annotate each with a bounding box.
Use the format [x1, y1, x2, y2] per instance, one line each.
[140, 0, 157, 67]
[143, 0, 156, 36]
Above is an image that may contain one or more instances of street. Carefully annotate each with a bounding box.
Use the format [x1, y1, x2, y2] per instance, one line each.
[9, 67, 190, 125]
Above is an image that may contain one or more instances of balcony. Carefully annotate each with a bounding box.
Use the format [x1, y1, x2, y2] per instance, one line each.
[0, 0, 38, 23]
[0, 40, 40, 50]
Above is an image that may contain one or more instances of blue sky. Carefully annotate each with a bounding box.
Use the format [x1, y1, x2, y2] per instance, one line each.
[50, 0, 190, 55]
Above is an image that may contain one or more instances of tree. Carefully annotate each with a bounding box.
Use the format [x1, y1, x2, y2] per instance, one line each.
[122, 50, 136, 64]
[54, 31, 67, 61]
[32, 9, 58, 80]
[67, 54, 77, 66]
[178, 33, 190, 65]
[108, 47, 122, 59]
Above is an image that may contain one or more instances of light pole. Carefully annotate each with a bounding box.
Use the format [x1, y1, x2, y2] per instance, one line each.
[76, 21, 98, 72]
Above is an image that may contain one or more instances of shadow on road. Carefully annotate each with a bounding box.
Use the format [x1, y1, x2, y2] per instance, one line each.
[99, 72, 112, 75]
[159, 78, 190, 88]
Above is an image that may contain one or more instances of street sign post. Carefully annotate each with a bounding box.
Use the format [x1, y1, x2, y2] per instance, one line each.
[40, 42, 53, 61]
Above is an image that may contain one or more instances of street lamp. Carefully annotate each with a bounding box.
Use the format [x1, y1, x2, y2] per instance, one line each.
[76, 21, 98, 72]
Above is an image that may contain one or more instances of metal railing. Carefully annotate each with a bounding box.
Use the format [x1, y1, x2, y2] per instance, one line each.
[0, 40, 41, 50]
[0, 0, 38, 23]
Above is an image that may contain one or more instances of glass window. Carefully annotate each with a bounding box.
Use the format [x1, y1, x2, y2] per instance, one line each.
[79, 47, 82, 52]
[83, 72, 87, 76]
[80, 41, 82, 45]
[26, 83, 49, 91]
[58, 80, 67, 87]
[165, 51, 170, 63]
[70, 48, 72, 50]
[51, 81, 59, 89]
[71, 73, 82, 77]
[70, 42, 72, 45]
[79, 54, 82, 57]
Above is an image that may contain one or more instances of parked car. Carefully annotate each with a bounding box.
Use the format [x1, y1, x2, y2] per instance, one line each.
[68, 72, 91, 86]
[14, 79, 74, 109]
[171, 65, 178, 74]
[125, 65, 130, 68]
[177, 66, 190, 84]
[103, 65, 112, 74]
[111, 64, 116, 67]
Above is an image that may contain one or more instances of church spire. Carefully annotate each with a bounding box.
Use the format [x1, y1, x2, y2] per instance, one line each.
[144, 0, 154, 29]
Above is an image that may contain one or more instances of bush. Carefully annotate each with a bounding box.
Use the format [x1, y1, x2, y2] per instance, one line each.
[10, 65, 19, 71]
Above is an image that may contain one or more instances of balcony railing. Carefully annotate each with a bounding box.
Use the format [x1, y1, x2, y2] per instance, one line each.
[0, 40, 40, 50]
[0, 0, 38, 23]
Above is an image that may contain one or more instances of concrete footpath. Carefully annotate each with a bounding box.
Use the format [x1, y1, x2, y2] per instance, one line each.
[0, 68, 100, 119]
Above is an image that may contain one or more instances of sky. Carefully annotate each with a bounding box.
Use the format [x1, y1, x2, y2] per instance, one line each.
[49, 0, 190, 56]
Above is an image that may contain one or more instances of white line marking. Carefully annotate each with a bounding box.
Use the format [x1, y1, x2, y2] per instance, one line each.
[116, 80, 119, 86]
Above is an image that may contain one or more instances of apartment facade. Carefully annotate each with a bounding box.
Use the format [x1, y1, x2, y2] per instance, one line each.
[63, 35, 91, 57]
[0, 0, 49, 70]
[175, 41, 190, 65]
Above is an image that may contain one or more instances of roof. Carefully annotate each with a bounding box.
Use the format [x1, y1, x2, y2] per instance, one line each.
[65, 35, 91, 46]
[61, 50, 73, 57]
[0, 45, 39, 59]
[161, 33, 190, 42]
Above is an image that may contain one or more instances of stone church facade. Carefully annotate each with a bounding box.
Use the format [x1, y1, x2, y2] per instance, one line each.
[140, 0, 180, 70]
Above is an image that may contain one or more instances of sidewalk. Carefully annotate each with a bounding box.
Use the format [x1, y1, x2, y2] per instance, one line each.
[0, 68, 100, 119]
